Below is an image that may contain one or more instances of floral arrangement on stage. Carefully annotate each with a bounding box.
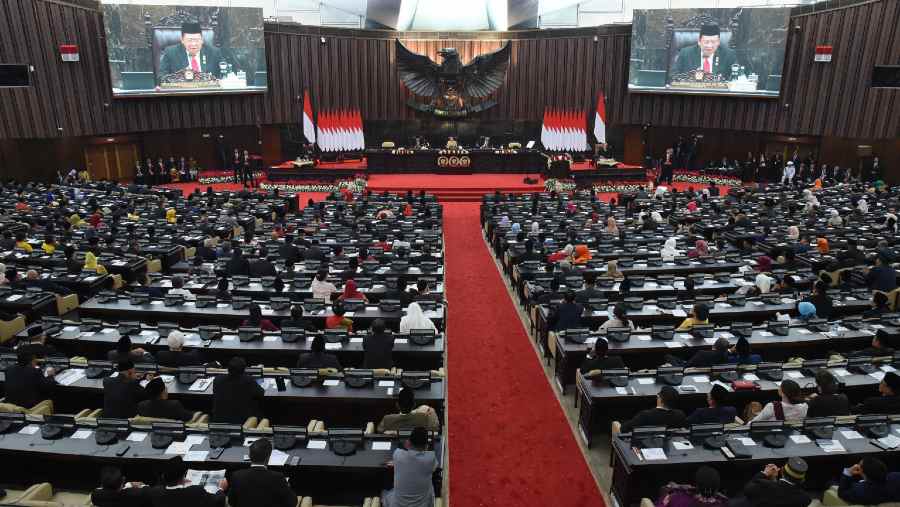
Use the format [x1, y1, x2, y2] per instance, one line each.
[673, 171, 742, 187]
[544, 178, 576, 193]
[198, 171, 265, 185]
[438, 148, 469, 155]
[292, 158, 314, 168]
[258, 177, 367, 194]
[592, 182, 648, 194]
[493, 149, 518, 155]
[391, 147, 414, 155]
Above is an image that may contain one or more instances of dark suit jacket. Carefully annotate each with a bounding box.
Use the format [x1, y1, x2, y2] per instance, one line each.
[686, 349, 729, 368]
[686, 405, 737, 425]
[91, 487, 153, 507]
[548, 302, 584, 332]
[158, 43, 224, 79]
[147, 485, 225, 507]
[102, 375, 149, 419]
[740, 474, 812, 507]
[363, 332, 394, 369]
[156, 349, 206, 368]
[673, 44, 737, 80]
[137, 398, 194, 422]
[580, 355, 625, 373]
[226, 257, 251, 276]
[3, 364, 55, 408]
[212, 374, 264, 424]
[278, 244, 302, 265]
[806, 393, 850, 418]
[838, 472, 900, 505]
[856, 394, 900, 415]
[575, 287, 605, 304]
[620, 407, 687, 433]
[227, 466, 297, 507]
[296, 352, 341, 369]
[249, 260, 277, 277]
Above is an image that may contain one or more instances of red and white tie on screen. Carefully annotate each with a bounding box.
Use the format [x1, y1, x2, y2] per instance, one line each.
[703, 57, 711, 73]
[191, 55, 200, 72]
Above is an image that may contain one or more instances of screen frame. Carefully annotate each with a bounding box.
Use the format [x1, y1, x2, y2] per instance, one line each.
[0, 63, 32, 88]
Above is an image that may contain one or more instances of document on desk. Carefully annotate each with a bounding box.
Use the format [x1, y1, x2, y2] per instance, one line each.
[664, 341, 682, 348]
[870, 371, 886, 381]
[19, 425, 40, 435]
[372, 441, 393, 451]
[743, 373, 759, 381]
[615, 387, 628, 395]
[350, 337, 364, 343]
[268, 449, 290, 466]
[881, 365, 898, 373]
[221, 335, 237, 342]
[692, 376, 709, 383]
[790, 435, 812, 444]
[840, 430, 864, 440]
[324, 342, 342, 350]
[671, 441, 693, 451]
[322, 379, 340, 387]
[394, 338, 409, 345]
[785, 370, 804, 379]
[877, 434, 900, 449]
[818, 440, 846, 453]
[165, 441, 192, 455]
[189, 378, 213, 392]
[185, 469, 225, 494]
[55, 368, 86, 386]
[640, 448, 667, 460]
[263, 335, 279, 342]
[307, 440, 327, 450]
[184, 450, 209, 462]
[636, 378, 655, 385]
[735, 437, 756, 446]
[127, 432, 148, 442]
[634, 334, 652, 341]
[831, 368, 850, 377]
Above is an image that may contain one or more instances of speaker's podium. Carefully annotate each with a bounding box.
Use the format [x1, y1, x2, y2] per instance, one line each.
[547, 155, 572, 179]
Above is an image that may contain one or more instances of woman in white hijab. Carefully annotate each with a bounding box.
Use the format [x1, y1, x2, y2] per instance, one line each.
[787, 226, 800, 241]
[827, 209, 843, 227]
[660, 237, 678, 261]
[858, 198, 869, 214]
[650, 211, 664, 224]
[755, 273, 775, 294]
[400, 302, 437, 333]
[530, 221, 540, 235]
[0, 263, 6, 285]
[499, 215, 510, 227]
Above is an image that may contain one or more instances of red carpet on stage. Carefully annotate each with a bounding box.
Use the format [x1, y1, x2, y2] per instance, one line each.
[443, 202, 604, 507]
[368, 173, 544, 202]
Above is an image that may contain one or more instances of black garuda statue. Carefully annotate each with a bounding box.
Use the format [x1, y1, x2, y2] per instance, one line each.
[395, 39, 511, 118]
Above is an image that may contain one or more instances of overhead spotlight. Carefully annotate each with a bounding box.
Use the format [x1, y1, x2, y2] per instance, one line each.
[593, 35, 598, 42]
[320, 37, 326, 44]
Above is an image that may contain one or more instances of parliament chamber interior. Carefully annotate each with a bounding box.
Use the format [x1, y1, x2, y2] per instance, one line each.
[0, 0, 899, 506]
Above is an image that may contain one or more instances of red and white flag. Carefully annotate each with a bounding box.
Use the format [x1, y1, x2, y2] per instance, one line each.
[594, 91, 606, 144]
[302, 89, 316, 145]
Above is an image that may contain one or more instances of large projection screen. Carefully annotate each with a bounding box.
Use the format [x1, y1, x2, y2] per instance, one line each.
[628, 8, 790, 98]
[102, 4, 267, 97]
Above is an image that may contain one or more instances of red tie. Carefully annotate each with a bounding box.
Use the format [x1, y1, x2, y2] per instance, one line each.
[190, 55, 200, 72]
[703, 57, 711, 73]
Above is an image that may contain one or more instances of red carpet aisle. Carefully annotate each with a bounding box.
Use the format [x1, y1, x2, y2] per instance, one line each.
[443, 202, 605, 507]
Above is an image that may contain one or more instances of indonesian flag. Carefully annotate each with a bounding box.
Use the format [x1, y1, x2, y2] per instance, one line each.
[540, 108, 549, 149]
[354, 110, 365, 150]
[302, 89, 316, 145]
[319, 111, 331, 152]
[594, 91, 606, 144]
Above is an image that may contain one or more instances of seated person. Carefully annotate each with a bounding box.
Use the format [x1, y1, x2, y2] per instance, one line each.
[281, 305, 317, 332]
[414, 279, 442, 303]
[241, 303, 279, 332]
[325, 301, 354, 332]
[166, 276, 195, 301]
[383, 277, 413, 306]
[849, 332, 894, 358]
[3, 349, 57, 411]
[377, 387, 440, 433]
[676, 302, 710, 331]
[226, 439, 297, 507]
[400, 301, 437, 333]
[620, 386, 686, 433]
[750, 379, 807, 422]
[548, 291, 584, 332]
[728, 337, 761, 365]
[381, 427, 438, 507]
[147, 457, 226, 507]
[855, 371, 900, 414]
[599, 303, 636, 331]
[580, 337, 625, 373]
[686, 384, 737, 425]
[801, 280, 833, 320]
[729, 458, 811, 507]
[91, 466, 152, 507]
[363, 318, 394, 370]
[211, 357, 264, 425]
[864, 291, 892, 319]
[137, 377, 194, 422]
[838, 457, 900, 505]
[655, 465, 728, 507]
[338, 278, 368, 303]
[575, 272, 604, 303]
[686, 337, 730, 368]
[107, 335, 154, 363]
[806, 369, 849, 417]
[866, 253, 898, 292]
[103, 360, 152, 419]
[296, 335, 341, 369]
[156, 331, 205, 368]
[14, 325, 62, 358]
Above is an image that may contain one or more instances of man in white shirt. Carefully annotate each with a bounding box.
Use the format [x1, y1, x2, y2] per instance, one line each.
[166, 276, 195, 301]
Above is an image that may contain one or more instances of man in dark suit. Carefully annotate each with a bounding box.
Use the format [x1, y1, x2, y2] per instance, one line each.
[619, 385, 687, 433]
[156, 331, 206, 368]
[838, 458, 900, 505]
[225, 439, 297, 507]
[90, 466, 153, 507]
[729, 458, 811, 507]
[278, 235, 302, 265]
[686, 337, 731, 367]
[249, 251, 277, 277]
[211, 357, 264, 425]
[3, 349, 56, 411]
[102, 360, 152, 419]
[362, 318, 394, 369]
[158, 22, 224, 81]
[137, 377, 194, 422]
[225, 245, 251, 276]
[147, 457, 226, 507]
[575, 272, 604, 304]
[672, 24, 738, 81]
[855, 371, 900, 414]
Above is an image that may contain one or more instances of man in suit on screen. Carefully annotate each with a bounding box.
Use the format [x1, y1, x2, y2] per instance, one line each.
[158, 22, 224, 80]
[672, 24, 737, 81]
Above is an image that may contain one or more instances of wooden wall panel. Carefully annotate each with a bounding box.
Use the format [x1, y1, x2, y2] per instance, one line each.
[0, 0, 897, 142]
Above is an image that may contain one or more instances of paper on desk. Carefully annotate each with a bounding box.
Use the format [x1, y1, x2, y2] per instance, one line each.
[307, 440, 327, 450]
[150, 301, 164, 306]
[55, 368, 86, 386]
[185, 469, 225, 494]
[692, 376, 709, 383]
[743, 373, 760, 381]
[615, 387, 628, 395]
[184, 450, 209, 462]
[221, 335, 237, 342]
[818, 440, 846, 453]
[636, 378, 655, 385]
[672, 441, 693, 451]
[101, 328, 116, 334]
[640, 448, 667, 460]
[634, 335, 651, 341]
[372, 441, 392, 451]
[165, 441, 192, 455]
[840, 430, 864, 440]
[831, 368, 850, 377]
[378, 380, 395, 387]
[790, 435, 812, 444]
[127, 432, 148, 442]
[785, 370, 804, 379]
[268, 449, 290, 466]
[759, 331, 774, 337]
[675, 333, 692, 341]
[796, 328, 811, 334]
[263, 335, 279, 342]
[189, 378, 213, 392]
[350, 337, 364, 343]
[703, 338, 717, 345]
[63, 326, 79, 332]
[324, 343, 342, 350]
[881, 365, 898, 373]
[344, 312, 355, 318]
[711, 380, 733, 392]
[735, 437, 756, 446]
[243, 437, 261, 447]
[664, 341, 682, 348]
[19, 425, 40, 435]
[877, 434, 900, 449]
[216, 303, 229, 308]
[716, 332, 735, 339]
[6, 294, 23, 302]
[394, 338, 409, 345]
[870, 371, 886, 381]
[322, 379, 340, 387]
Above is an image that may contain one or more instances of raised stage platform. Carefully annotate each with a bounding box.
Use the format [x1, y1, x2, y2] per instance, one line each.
[364, 149, 546, 173]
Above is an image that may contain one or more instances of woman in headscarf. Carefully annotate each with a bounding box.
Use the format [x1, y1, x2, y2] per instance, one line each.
[165, 208, 177, 224]
[798, 301, 817, 321]
[654, 465, 728, 507]
[400, 302, 437, 333]
[242, 303, 279, 332]
[0, 263, 7, 286]
[827, 209, 843, 227]
[755, 273, 775, 294]
[605, 216, 619, 235]
[650, 211, 664, 224]
[499, 215, 510, 228]
[755, 255, 773, 273]
[547, 244, 573, 263]
[687, 240, 709, 258]
[858, 197, 869, 214]
[660, 237, 678, 262]
[787, 225, 800, 241]
[530, 221, 540, 235]
[83, 250, 108, 275]
[606, 259, 624, 280]
[338, 279, 368, 303]
[816, 237, 830, 254]
[572, 245, 592, 264]
[510, 222, 521, 235]
[68, 213, 84, 228]
[686, 200, 698, 213]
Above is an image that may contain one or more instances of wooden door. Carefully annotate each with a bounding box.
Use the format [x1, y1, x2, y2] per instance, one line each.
[83, 143, 139, 181]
